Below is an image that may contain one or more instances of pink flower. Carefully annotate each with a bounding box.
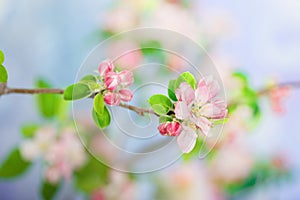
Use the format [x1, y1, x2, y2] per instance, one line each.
[104, 92, 121, 106]
[98, 60, 114, 76]
[173, 77, 227, 153]
[158, 122, 182, 136]
[104, 72, 121, 91]
[269, 86, 291, 114]
[119, 89, 133, 102]
[119, 70, 134, 87]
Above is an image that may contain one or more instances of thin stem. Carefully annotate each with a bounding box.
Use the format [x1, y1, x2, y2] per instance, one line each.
[1, 81, 300, 117]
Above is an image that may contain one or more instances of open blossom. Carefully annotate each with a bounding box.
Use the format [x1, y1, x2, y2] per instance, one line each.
[98, 60, 134, 106]
[158, 77, 227, 153]
[20, 126, 87, 184]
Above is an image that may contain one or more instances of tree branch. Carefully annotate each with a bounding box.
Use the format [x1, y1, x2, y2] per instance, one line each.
[1, 81, 299, 117]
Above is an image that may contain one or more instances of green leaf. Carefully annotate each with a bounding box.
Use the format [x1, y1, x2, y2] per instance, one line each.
[148, 94, 173, 115]
[176, 72, 196, 89]
[93, 93, 105, 115]
[64, 83, 92, 100]
[212, 118, 229, 125]
[80, 75, 97, 82]
[0, 148, 31, 178]
[35, 79, 61, 119]
[168, 80, 178, 101]
[21, 124, 39, 138]
[152, 104, 168, 115]
[159, 116, 173, 123]
[0, 50, 4, 64]
[41, 181, 60, 200]
[92, 106, 111, 129]
[75, 156, 109, 193]
[0, 65, 8, 83]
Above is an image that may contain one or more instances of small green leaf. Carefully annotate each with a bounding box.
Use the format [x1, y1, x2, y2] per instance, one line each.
[148, 94, 173, 116]
[64, 83, 92, 100]
[148, 94, 173, 108]
[75, 156, 109, 193]
[80, 75, 97, 82]
[35, 79, 61, 119]
[92, 106, 111, 129]
[41, 181, 60, 200]
[176, 71, 196, 89]
[21, 124, 39, 138]
[93, 93, 104, 115]
[159, 116, 173, 123]
[0, 148, 31, 178]
[0, 65, 8, 83]
[212, 118, 229, 125]
[168, 80, 178, 101]
[152, 104, 168, 115]
[0, 50, 4, 64]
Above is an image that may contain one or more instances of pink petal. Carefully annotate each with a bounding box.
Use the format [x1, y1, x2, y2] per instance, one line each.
[104, 72, 121, 91]
[175, 82, 195, 105]
[119, 70, 134, 87]
[104, 92, 121, 106]
[174, 101, 191, 120]
[176, 127, 197, 153]
[98, 60, 114, 76]
[119, 89, 133, 102]
[196, 76, 220, 103]
[191, 116, 212, 136]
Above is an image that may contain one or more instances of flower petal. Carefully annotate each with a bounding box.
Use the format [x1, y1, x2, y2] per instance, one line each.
[175, 82, 195, 105]
[174, 101, 191, 120]
[176, 127, 197, 153]
[191, 116, 212, 136]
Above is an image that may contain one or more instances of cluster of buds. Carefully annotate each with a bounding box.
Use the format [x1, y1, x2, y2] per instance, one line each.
[158, 77, 228, 153]
[98, 60, 134, 106]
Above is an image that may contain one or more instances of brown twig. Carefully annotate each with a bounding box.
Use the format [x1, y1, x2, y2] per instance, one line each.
[1, 81, 300, 117]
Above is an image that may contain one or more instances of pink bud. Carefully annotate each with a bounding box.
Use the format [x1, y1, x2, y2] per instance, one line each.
[104, 72, 121, 91]
[119, 89, 133, 102]
[104, 92, 121, 106]
[98, 60, 114, 76]
[158, 123, 168, 135]
[158, 122, 182, 136]
[119, 70, 134, 87]
[166, 122, 182, 136]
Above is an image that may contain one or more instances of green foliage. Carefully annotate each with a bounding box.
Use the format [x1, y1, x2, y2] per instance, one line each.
[93, 93, 105, 115]
[0, 50, 4, 64]
[75, 156, 109, 193]
[41, 181, 60, 200]
[35, 79, 63, 119]
[148, 94, 173, 115]
[92, 107, 111, 129]
[0, 148, 31, 178]
[224, 162, 287, 195]
[176, 72, 196, 89]
[21, 124, 39, 138]
[80, 75, 99, 91]
[0, 65, 8, 83]
[159, 115, 173, 123]
[212, 118, 229, 125]
[64, 83, 92, 100]
[168, 80, 178, 101]
[140, 40, 166, 62]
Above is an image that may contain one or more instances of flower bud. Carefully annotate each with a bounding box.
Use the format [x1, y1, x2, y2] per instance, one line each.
[104, 92, 121, 106]
[98, 60, 114, 76]
[119, 70, 134, 87]
[119, 89, 133, 102]
[104, 72, 121, 91]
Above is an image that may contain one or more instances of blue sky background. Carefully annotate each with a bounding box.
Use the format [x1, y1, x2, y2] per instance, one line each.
[0, 0, 300, 199]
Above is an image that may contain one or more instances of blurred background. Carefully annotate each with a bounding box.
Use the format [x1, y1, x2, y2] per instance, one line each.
[1, 0, 300, 199]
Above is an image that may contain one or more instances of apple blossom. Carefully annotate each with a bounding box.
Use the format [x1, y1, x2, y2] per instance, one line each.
[156, 76, 227, 153]
[98, 60, 134, 106]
